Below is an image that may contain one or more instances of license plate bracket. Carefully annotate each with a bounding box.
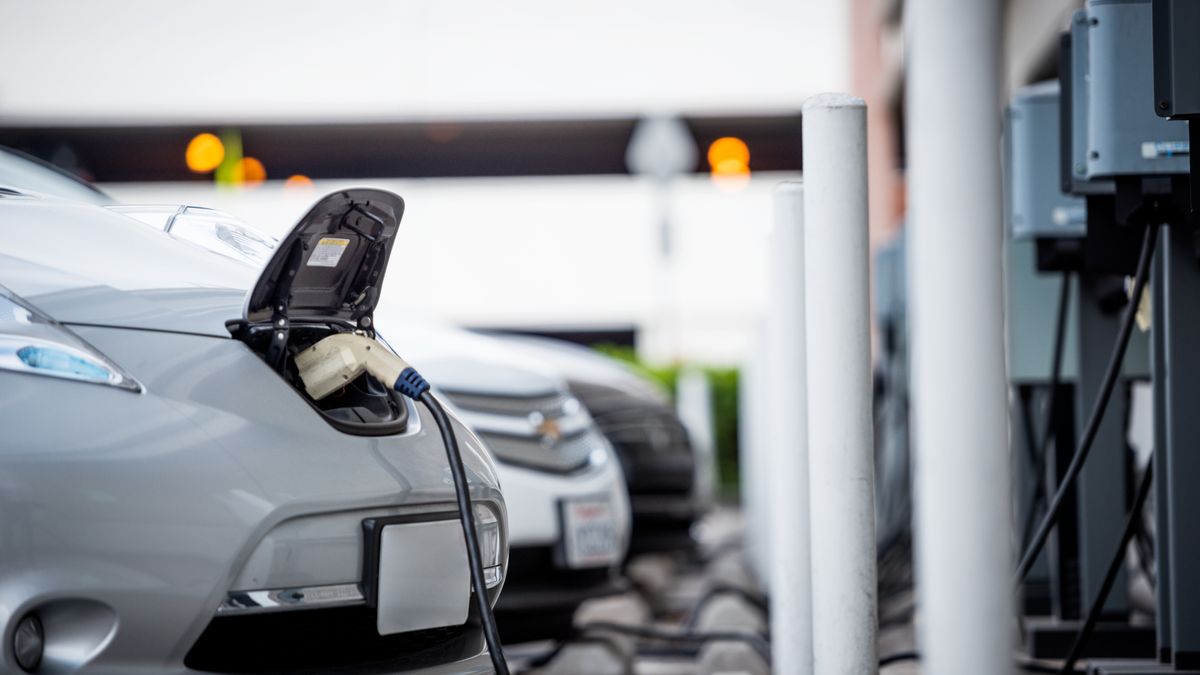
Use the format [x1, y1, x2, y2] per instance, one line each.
[362, 513, 470, 635]
[556, 494, 621, 569]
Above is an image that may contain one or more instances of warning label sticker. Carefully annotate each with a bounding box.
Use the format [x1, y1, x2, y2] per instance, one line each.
[308, 238, 350, 267]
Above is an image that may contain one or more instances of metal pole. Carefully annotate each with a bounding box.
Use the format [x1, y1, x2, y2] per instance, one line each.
[802, 95, 877, 675]
[765, 181, 812, 673]
[1150, 247, 1172, 660]
[1072, 272, 1130, 615]
[740, 321, 772, 589]
[906, 1, 1013, 674]
[676, 369, 716, 509]
[1161, 222, 1200, 667]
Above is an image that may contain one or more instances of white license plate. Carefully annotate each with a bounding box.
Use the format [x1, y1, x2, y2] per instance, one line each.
[560, 495, 621, 568]
[376, 520, 470, 635]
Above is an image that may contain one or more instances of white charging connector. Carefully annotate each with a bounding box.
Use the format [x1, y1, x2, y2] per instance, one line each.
[294, 333, 411, 401]
[293, 332, 511, 675]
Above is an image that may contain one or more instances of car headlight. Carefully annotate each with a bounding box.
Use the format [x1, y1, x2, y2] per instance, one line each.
[0, 292, 140, 392]
[109, 204, 278, 266]
[474, 503, 504, 589]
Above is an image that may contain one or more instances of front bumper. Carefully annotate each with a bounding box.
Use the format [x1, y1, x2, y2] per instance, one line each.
[567, 381, 703, 555]
[489, 438, 632, 640]
[0, 327, 505, 674]
[498, 437, 631, 550]
[496, 546, 628, 614]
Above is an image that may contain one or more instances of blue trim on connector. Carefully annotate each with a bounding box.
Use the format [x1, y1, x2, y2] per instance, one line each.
[394, 367, 431, 399]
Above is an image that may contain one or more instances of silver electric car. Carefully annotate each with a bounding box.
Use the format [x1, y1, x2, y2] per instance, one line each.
[0, 183, 507, 673]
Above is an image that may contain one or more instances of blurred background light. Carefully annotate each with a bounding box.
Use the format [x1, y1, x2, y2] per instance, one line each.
[708, 136, 751, 191]
[707, 136, 750, 170]
[232, 157, 266, 186]
[284, 174, 313, 189]
[185, 133, 224, 173]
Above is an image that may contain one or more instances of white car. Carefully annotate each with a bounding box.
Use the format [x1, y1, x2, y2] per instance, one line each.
[377, 320, 633, 643]
[495, 334, 708, 556]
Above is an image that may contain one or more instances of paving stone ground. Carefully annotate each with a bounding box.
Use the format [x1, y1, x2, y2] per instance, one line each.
[509, 507, 922, 674]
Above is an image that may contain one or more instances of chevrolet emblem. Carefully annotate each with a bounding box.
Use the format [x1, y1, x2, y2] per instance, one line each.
[536, 417, 563, 443]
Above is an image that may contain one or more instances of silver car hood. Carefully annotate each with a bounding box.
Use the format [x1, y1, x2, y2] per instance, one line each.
[497, 333, 669, 404]
[376, 317, 567, 399]
[0, 198, 253, 336]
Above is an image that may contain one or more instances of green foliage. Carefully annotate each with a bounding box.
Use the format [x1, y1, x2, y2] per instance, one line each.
[594, 345, 741, 498]
[705, 366, 740, 497]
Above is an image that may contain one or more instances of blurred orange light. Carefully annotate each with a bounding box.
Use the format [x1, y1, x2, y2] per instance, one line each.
[232, 157, 267, 186]
[284, 174, 314, 189]
[713, 158, 749, 176]
[185, 133, 225, 173]
[707, 137, 750, 171]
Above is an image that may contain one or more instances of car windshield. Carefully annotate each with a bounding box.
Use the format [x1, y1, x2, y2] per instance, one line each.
[0, 147, 112, 205]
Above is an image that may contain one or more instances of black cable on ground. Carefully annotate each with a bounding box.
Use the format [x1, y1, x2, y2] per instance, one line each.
[1059, 458, 1156, 674]
[1020, 271, 1072, 552]
[878, 650, 920, 667]
[520, 635, 633, 673]
[876, 651, 1084, 674]
[1019, 658, 1085, 674]
[417, 390, 510, 675]
[1016, 223, 1159, 583]
[578, 621, 772, 664]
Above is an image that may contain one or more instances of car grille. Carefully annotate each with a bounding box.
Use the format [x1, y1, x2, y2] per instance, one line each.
[478, 429, 603, 473]
[569, 384, 695, 494]
[443, 390, 571, 418]
[184, 606, 477, 674]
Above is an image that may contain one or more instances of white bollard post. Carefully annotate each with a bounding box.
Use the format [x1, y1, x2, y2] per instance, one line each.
[906, 1, 1013, 674]
[740, 322, 772, 589]
[802, 95, 878, 675]
[765, 182, 812, 673]
[677, 368, 717, 510]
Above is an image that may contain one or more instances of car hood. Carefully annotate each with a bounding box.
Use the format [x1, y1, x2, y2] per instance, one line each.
[496, 334, 669, 404]
[0, 198, 254, 336]
[374, 316, 567, 399]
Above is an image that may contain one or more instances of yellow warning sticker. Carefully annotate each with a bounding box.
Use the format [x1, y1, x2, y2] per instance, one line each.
[308, 237, 350, 267]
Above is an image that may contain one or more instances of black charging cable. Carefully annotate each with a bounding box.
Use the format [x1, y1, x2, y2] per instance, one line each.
[394, 368, 510, 675]
[1015, 223, 1158, 583]
[1059, 459, 1155, 674]
[1019, 272, 1072, 551]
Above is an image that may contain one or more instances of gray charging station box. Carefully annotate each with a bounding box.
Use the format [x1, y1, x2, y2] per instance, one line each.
[1006, 81, 1086, 240]
[1153, 0, 1200, 119]
[1083, 0, 1188, 180]
[1067, 10, 1112, 195]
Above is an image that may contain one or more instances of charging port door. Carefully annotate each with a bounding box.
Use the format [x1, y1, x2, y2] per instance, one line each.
[241, 189, 405, 341]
